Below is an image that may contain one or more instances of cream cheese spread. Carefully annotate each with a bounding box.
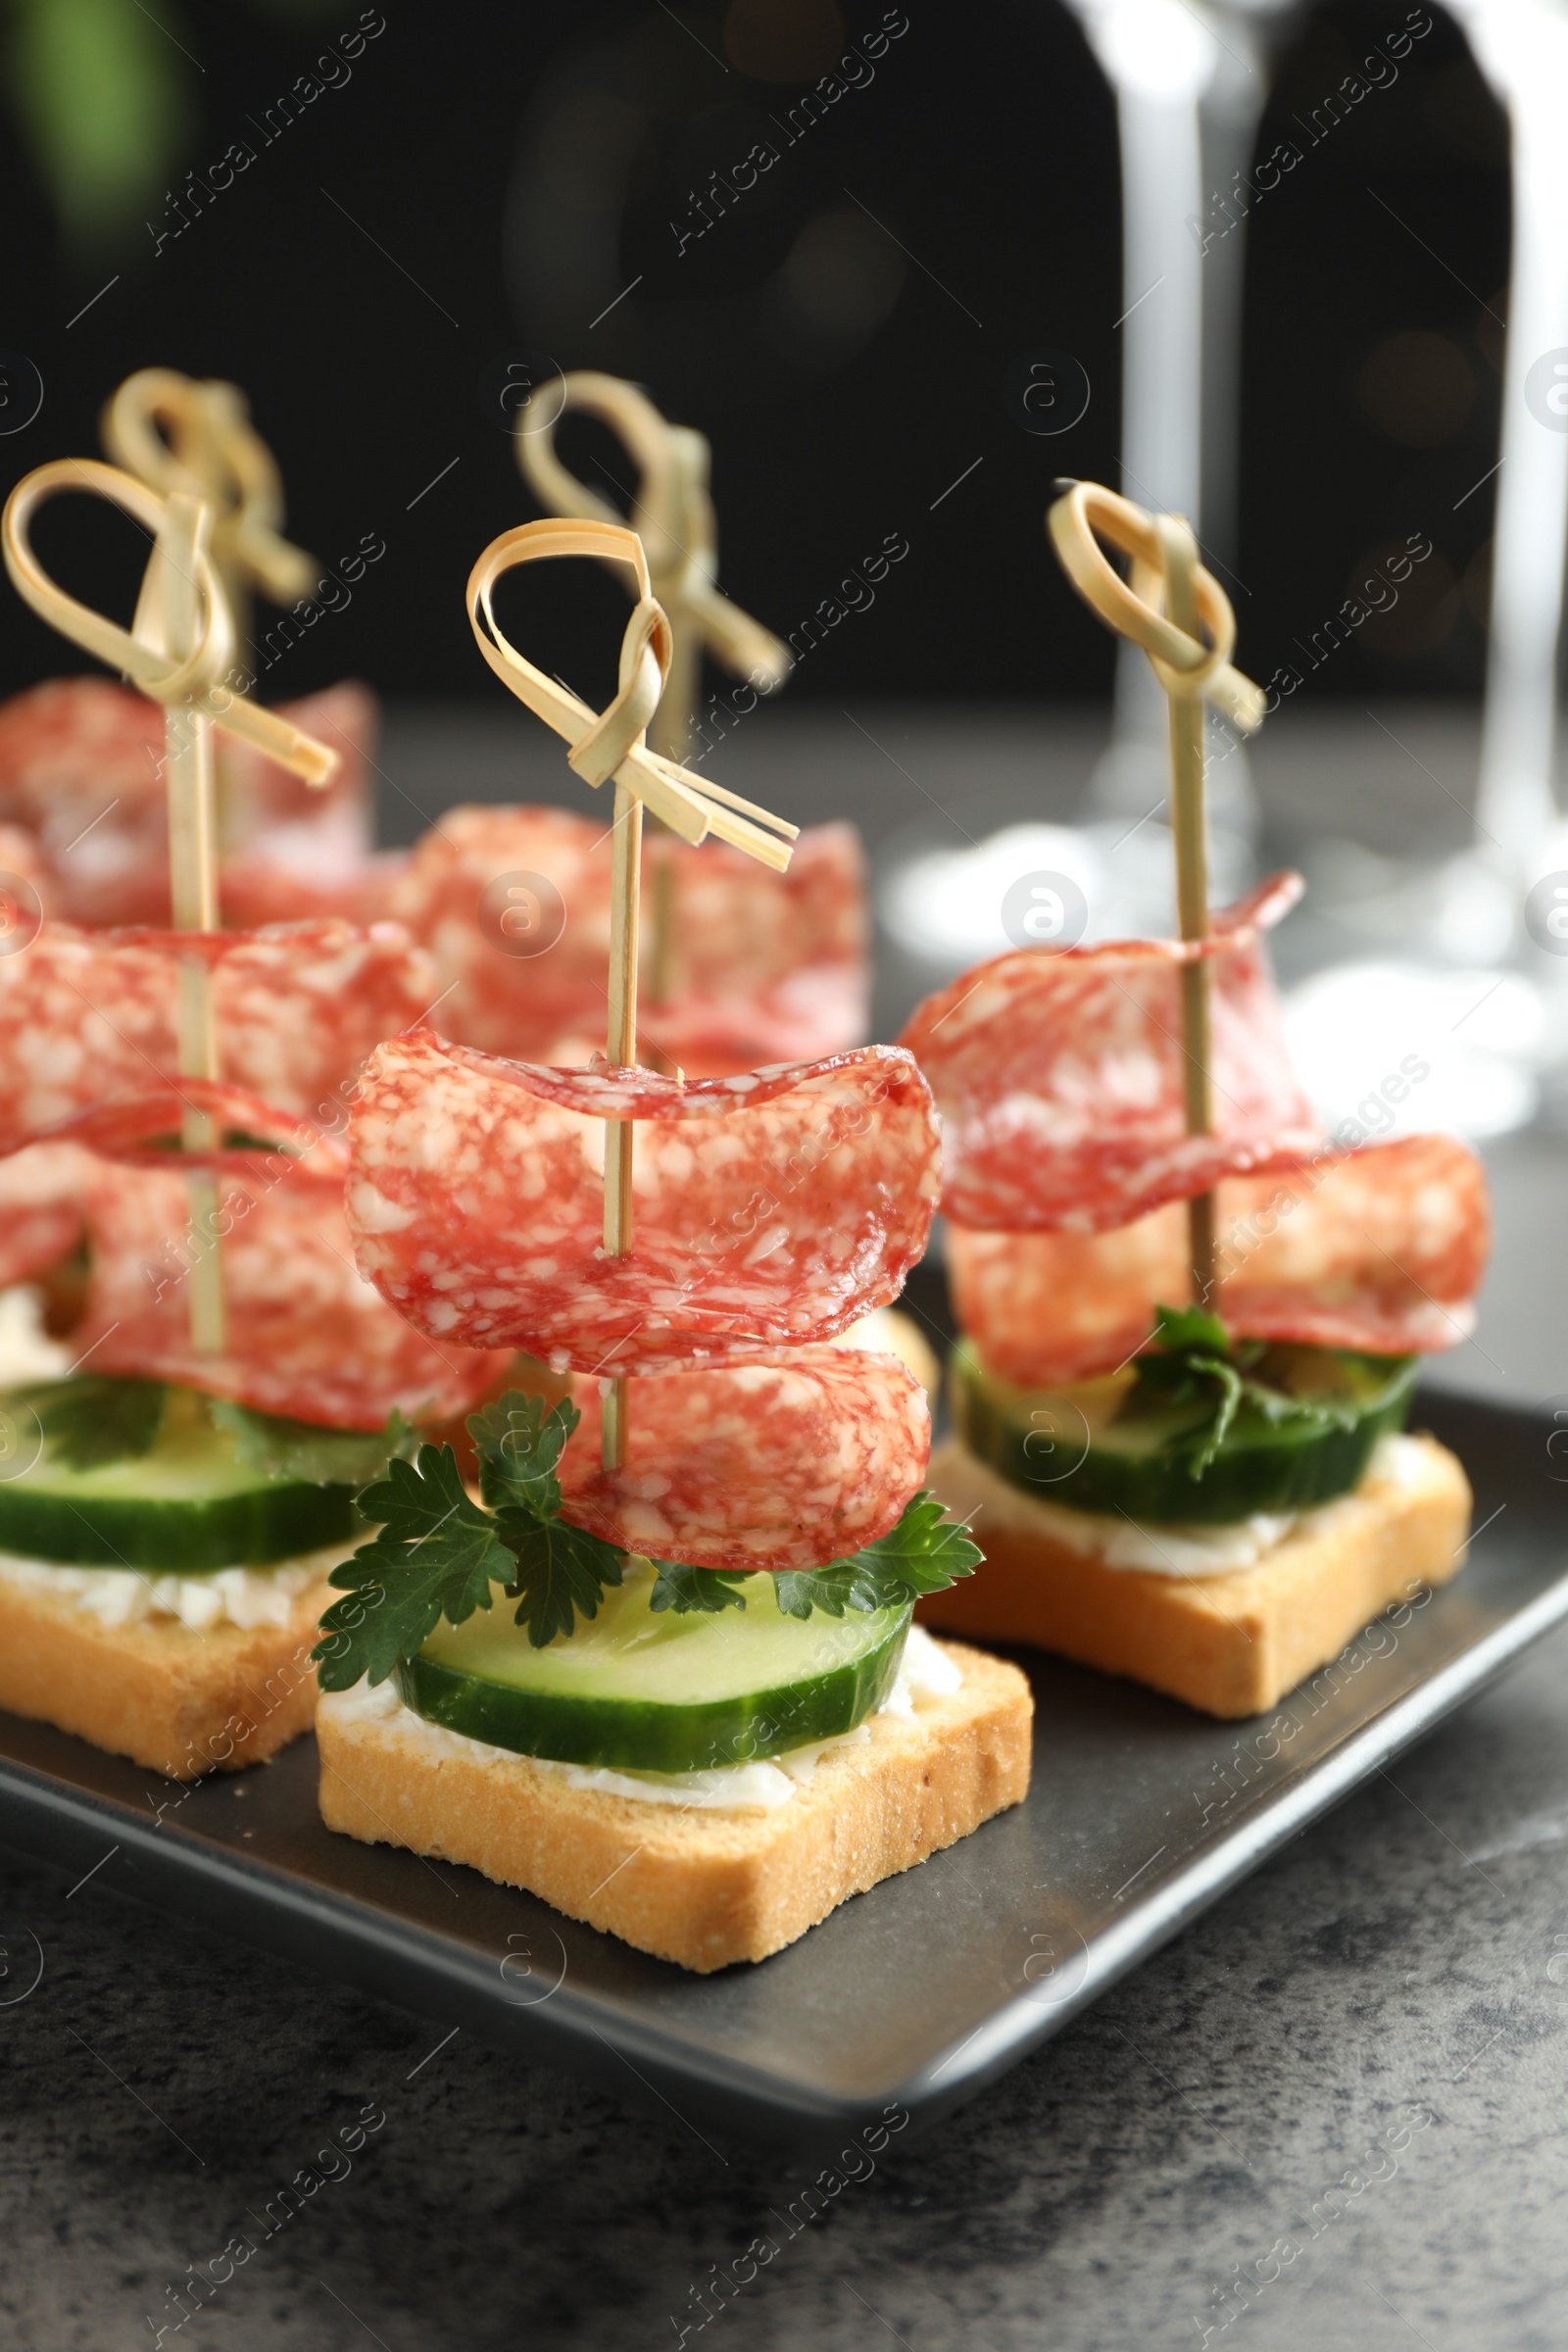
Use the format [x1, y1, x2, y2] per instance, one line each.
[938, 1432, 1431, 1577]
[320, 1622, 964, 1812]
[0, 1541, 355, 1632]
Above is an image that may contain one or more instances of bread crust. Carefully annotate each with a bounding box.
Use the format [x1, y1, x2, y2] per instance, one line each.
[0, 1571, 331, 1777]
[917, 1434, 1471, 1719]
[317, 1640, 1033, 1972]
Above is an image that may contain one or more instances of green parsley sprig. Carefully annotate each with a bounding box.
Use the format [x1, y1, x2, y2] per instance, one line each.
[208, 1398, 417, 1489]
[649, 1491, 981, 1621]
[313, 1393, 626, 1688]
[2, 1376, 418, 1488]
[8, 1375, 167, 1470]
[1126, 1303, 1366, 1480]
[313, 1390, 983, 1686]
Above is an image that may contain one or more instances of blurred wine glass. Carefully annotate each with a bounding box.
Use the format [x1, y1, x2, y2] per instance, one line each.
[1452, 0, 1568, 905]
[873, 0, 1298, 972]
[1285, 0, 1568, 1137]
[1066, 0, 1301, 856]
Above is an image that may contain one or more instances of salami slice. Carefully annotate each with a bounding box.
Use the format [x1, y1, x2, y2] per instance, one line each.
[23, 1080, 350, 1173]
[347, 1030, 940, 1374]
[637, 962, 868, 1079]
[387, 806, 868, 1073]
[947, 1133, 1491, 1387]
[901, 873, 1321, 1233]
[0, 677, 380, 927]
[68, 1157, 503, 1429]
[0, 1144, 93, 1288]
[558, 1347, 929, 1572]
[0, 678, 169, 925]
[0, 918, 435, 1142]
[0, 823, 53, 923]
[210, 920, 437, 1117]
[220, 683, 397, 926]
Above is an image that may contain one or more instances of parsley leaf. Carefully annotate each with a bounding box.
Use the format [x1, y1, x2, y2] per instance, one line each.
[313, 1391, 629, 1679]
[208, 1398, 417, 1488]
[1150, 1301, 1231, 1356]
[312, 1444, 514, 1690]
[468, 1392, 625, 1646]
[312, 1396, 979, 1683]
[14, 1376, 166, 1471]
[501, 1512, 625, 1647]
[770, 1493, 982, 1621]
[1128, 1304, 1367, 1480]
[648, 1561, 751, 1615]
[468, 1392, 576, 1519]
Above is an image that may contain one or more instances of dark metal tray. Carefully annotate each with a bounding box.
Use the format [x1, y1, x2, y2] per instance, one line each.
[0, 1391, 1562, 2151]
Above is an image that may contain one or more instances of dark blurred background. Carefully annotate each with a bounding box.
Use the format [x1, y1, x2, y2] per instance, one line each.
[0, 0, 1510, 710]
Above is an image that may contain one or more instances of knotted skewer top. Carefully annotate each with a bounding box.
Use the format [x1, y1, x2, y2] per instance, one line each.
[1048, 480, 1265, 735]
[2, 459, 337, 786]
[516, 372, 789, 748]
[102, 367, 318, 612]
[1048, 480, 1270, 1307]
[466, 516, 796, 872]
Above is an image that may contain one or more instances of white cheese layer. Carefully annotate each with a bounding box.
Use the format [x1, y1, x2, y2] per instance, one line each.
[938, 1433, 1433, 1578]
[0, 1286, 73, 1387]
[321, 1622, 964, 1813]
[0, 1541, 356, 1632]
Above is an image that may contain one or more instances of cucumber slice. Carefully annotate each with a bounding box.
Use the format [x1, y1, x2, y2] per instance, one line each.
[0, 1383, 362, 1570]
[400, 1564, 911, 1774]
[952, 1337, 1419, 1525]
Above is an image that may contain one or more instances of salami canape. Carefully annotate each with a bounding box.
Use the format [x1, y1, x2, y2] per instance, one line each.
[907, 485, 1484, 1719]
[315, 519, 1031, 1970]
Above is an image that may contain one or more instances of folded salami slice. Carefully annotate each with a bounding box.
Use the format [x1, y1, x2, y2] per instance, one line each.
[558, 1348, 929, 1572]
[347, 1031, 940, 1375]
[0, 1087, 503, 1426]
[68, 1160, 502, 1429]
[26, 1079, 349, 1173]
[0, 918, 435, 1144]
[0, 677, 378, 927]
[0, 1144, 93, 1288]
[635, 963, 869, 1079]
[948, 1134, 1491, 1387]
[0, 822, 52, 922]
[386, 806, 868, 1074]
[901, 873, 1321, 1233]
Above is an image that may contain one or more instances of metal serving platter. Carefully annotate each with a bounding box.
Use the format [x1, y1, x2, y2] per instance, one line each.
[0, 1390, 1562, 2151]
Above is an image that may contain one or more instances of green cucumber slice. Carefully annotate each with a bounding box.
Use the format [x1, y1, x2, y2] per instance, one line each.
[0, 1383, 362, 1570]
[952, 1337, 1419, 1525]
[399, 1564, 911, 1774]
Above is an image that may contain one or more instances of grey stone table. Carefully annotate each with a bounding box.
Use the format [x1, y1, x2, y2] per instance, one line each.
[4, 705, 1567, 2352]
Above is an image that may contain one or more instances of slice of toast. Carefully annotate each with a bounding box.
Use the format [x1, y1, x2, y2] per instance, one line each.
[0, 1567, 333, 1778]
[317, 1639, 1033, 1973]
[918, 1433, 1471, 1720]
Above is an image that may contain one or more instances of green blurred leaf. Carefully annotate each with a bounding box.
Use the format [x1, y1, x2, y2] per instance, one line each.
[5, 0, 193, 255]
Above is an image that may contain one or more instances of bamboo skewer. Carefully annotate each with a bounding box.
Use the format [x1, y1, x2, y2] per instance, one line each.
[465, 516, 798, 1474]
[138, 493, 226, 1348]
[103, 368, 318, 655]
[2, 460, 337, 1354]
[1155, 514, 1216, 1302]
[601, 781, 643, 1470]
[516, 374, 790, 1010]
[1047, 481, 1267, 1309]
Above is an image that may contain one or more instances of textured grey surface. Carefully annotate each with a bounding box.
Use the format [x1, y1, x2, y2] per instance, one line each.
[4, 1617, 1568, 2352]
[4, 703, 1567, 2348]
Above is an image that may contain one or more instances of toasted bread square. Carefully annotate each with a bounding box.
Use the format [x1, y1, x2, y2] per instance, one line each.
[917, 1434, 1471, 1719]
[0, 1568, 332, 1777]
[317, 1640, 1032, 1972]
